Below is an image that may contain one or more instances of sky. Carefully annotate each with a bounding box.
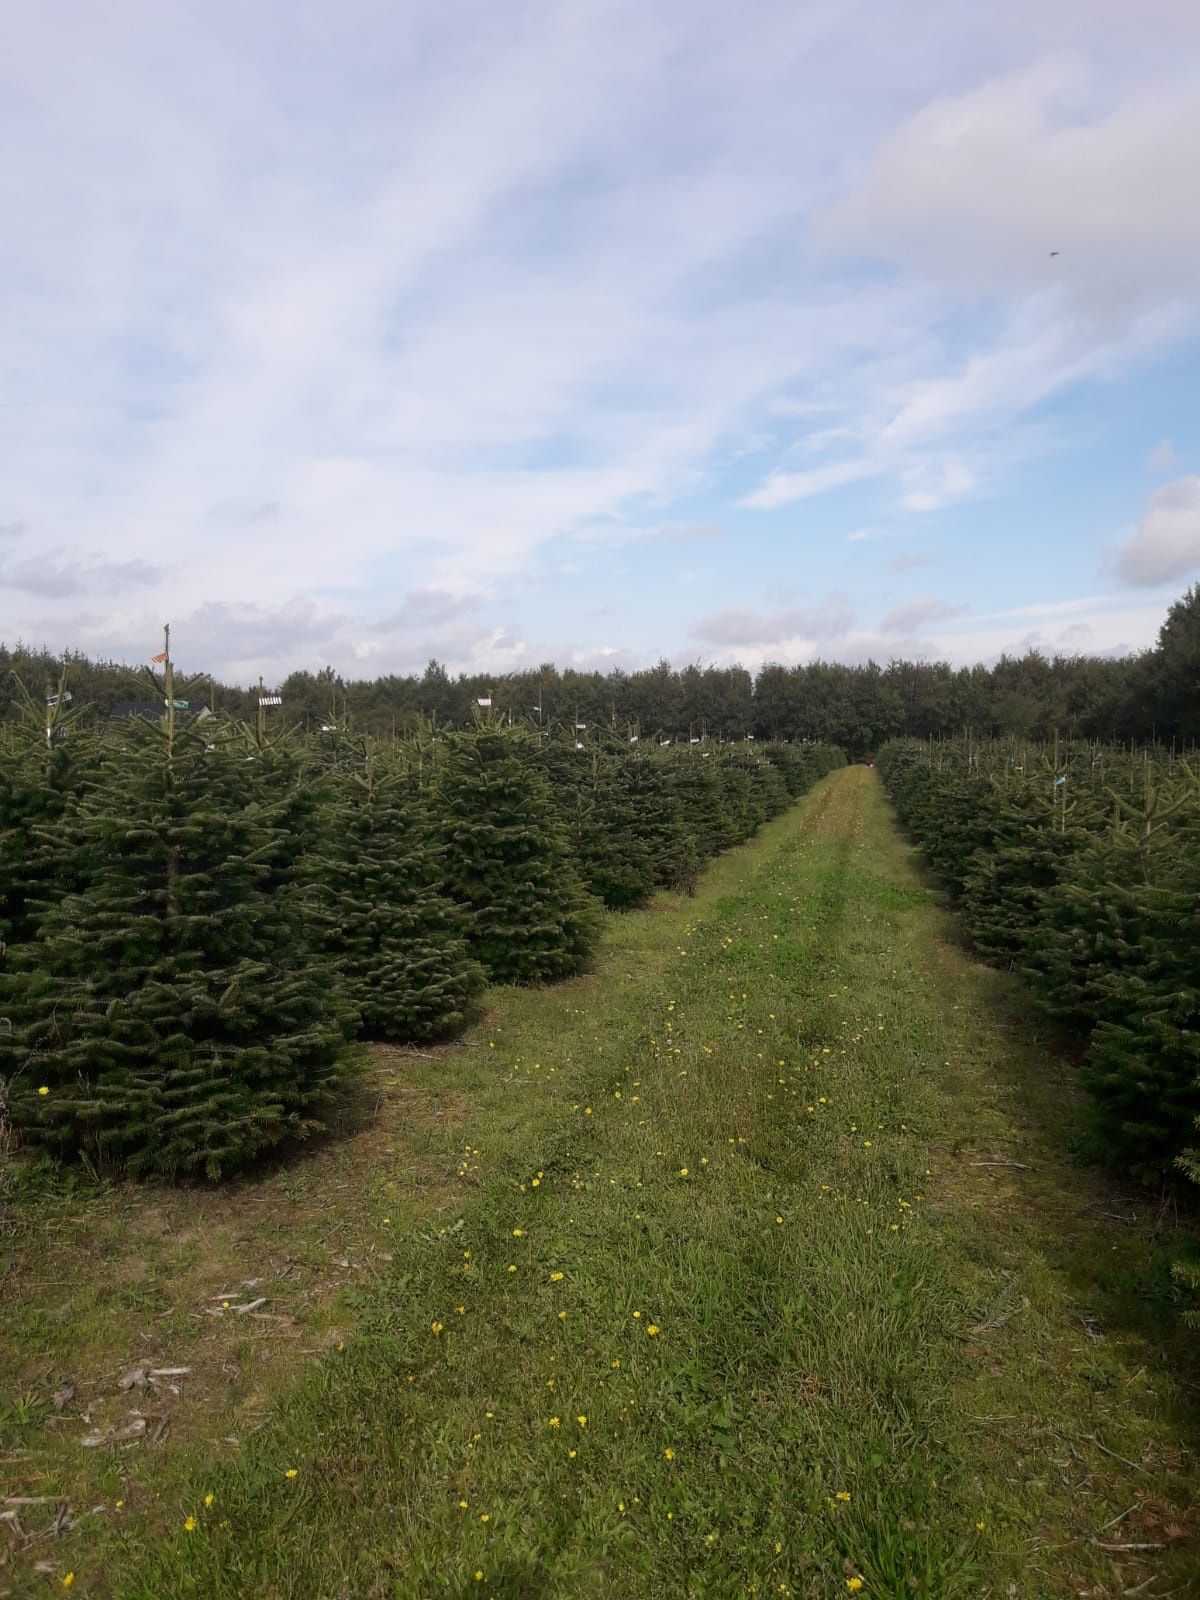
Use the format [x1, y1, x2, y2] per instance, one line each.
[3, 0, 1200, 686]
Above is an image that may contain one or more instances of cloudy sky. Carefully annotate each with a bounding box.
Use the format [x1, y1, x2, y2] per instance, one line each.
[3, 0, 1200, 684]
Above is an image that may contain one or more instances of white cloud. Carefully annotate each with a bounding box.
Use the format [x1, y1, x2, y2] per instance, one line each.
[691, 595, 855, 647]
[1115, 476, 1200, 586]
[2, 548, 161, 598]
[879, 595, 964, 633]
[820, 57, 1200, 312]
[740, 457, 879, 510]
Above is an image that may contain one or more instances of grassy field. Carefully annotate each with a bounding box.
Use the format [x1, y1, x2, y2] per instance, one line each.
[3, 766, 1198, 1598]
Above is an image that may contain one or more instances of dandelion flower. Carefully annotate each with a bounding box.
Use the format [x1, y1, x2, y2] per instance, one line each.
[431, 1321, 444, 1335]
[475, 1571, 485, 1582]
[664, 1448, 675, 1460]
[284, 1468, 298, 1479]
[459, 1499, 469, 1509]
[847, 1580, 864, 1593]
[183, 1515, 198, 1532]
[679, 1167, 689, 1177]
[38, 1085, 50, 1097]
[836, 1491, 851, 1502]
[507, 1264, 517, 1273]
[576, 1415, 588, 1427]
[512, 1228, 524, 1238]
[548, 1416, 561, 1428]
[479, 1513, 490, 1523]
[647, 1324, 660, 1336]
[61, 1577, 75, 1590]
[975, 1521, 986, 1531]
[203, 1492, 215, 1508]
[550, 1271, 564, 1282]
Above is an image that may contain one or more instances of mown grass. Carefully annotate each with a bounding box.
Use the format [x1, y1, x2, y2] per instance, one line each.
[4, 767, 1199, 1597]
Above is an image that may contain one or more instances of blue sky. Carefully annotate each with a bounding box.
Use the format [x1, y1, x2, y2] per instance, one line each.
[3, 0, 1200, 684]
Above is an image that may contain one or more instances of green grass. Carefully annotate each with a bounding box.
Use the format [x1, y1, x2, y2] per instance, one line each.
[4, 768, 1198, 1597]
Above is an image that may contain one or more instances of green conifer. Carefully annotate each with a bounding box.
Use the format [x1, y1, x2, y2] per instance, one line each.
[430, 718, 601, 983]
[304, 738, 484, 1039]
[1, 699, 356, 1179]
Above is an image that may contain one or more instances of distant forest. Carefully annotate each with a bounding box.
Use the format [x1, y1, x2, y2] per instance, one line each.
[4, 585, 1199, 757]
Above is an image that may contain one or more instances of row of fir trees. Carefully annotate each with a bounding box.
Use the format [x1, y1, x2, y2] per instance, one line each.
[877, 737, 1200, 1211]
[0, 666, 843, 1179]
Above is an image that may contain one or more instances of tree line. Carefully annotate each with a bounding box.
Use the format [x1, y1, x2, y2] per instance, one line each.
[5, 585, 1199, 756]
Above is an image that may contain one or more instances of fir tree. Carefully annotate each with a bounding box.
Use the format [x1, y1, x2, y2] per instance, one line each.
[304, 737, 484, 1040]
[1, 695, 357, 1179]
[540, 739, 660, 910]
[667, 750, 730, 861]
[619, 750, 697, 895]
[430, 718, 602, 983]
[0, 670, 96, 972]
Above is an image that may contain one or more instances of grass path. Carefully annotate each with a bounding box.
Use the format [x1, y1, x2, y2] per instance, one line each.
[9, 767, 1199, 1597]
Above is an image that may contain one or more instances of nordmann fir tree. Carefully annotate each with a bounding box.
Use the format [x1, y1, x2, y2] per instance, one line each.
[539, 735, 659, 911]
[430, 715, 602, 983]
[2, 644, 357, 1178]
[617, 746, 697, 896]
[303, 732, 484, 1040]
[0, 668, 96, 974]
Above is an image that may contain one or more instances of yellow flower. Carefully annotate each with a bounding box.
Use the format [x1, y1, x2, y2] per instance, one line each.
[576, 1415, 588, 1427]
[512, 1228, 523, 1238]
[479, 1513, 490, 1523]
[632, 1309, 642, 1319]
[183, 1515, 198, 1532]
[61, 1577, 75, 1590]
[457, 1305, 466, 1315]
[431, 1321, 444, 1335]
[548, 1416, 561, 1427]
[475, 1571, 484, 1582]
[458, 1499, 469, 1508]
[38, 1085, 50, 1096]
[568, 1449, 577, 1459]
[975, 1520, 986, 1531]
[664, 1447, 675, 1460]
[847, 1581, 864, 1593]
[646, 1324, 661, 1336]
[836, 1491, 851, 1502]
[550, 1271, 564, 1282]
[203, 1492, 215, 1508]
[679, 1167, 689, 1177]
[507, 1264, 517, 1273]
[284, 1468, 298, 1479]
